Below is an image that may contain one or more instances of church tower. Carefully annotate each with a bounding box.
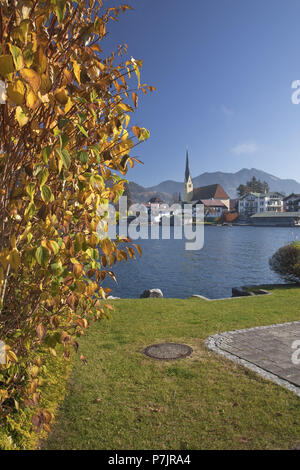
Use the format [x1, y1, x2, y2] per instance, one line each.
[184, 149, 193, 202]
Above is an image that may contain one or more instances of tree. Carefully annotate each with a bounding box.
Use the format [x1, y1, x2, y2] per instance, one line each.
[171, 192, 180, 203]
[269, 243, 300, 282]
[0, 0, 153, 431]
[237, 177, 270, 197]
[237, 184, 247, 197]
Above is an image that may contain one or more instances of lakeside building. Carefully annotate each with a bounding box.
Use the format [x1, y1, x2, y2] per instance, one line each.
[196, 199, 227, 221]
[251, 211, 300, 227]
[283, 193, 300, 212]
[184, 151, 230, 221]
[238, 192, 284, 216]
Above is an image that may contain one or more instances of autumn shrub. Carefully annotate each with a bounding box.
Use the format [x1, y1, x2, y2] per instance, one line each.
[0, 346, 71, 449]
[0, 0, 153, 439]
[269, 242, 300, 282]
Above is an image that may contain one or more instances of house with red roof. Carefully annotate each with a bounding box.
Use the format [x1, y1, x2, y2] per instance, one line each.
[183, 151, 230, 220]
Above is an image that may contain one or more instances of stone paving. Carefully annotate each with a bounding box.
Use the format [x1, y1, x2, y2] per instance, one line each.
[206, 321, 300, 396]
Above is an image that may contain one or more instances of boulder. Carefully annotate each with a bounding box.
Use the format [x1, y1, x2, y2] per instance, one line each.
[107, 295, 121, 300]
[232, 287, 255, 297]
[140, 289, 163, 298]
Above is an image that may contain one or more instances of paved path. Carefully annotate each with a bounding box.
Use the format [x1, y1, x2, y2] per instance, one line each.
[206, 321, 300, 396]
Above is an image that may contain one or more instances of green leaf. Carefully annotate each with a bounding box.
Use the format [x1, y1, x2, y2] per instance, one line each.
[55, 0, 67, 23]
[23, 43, 34, 68]
[58, 118, 69, 130]
[59, 133, 69, 150]
[40, 184, 53, 202]
[24, 202, 36, 220]
[42, 146, 51, 164]
[39, 168, 49, 186]
[77, 124, 89, 139]
[9, 45, 24, 71]
[26, 183, 35, 200]
[56, 148, 71, 169]
[48, 240, 60, 255]
[77, 150, 89, 164]
[35, 246, 50, 267]
[50, 261, 63, 275]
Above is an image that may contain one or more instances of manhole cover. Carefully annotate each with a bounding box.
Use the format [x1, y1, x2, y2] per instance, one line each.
[143, 343, 193, 360]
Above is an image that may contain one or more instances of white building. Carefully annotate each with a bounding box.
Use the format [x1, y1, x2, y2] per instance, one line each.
[283, 193, 300, 212]
[238, 192, 284, 216]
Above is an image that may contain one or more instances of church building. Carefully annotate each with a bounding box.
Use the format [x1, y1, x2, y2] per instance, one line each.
[183, 150, 231, 219]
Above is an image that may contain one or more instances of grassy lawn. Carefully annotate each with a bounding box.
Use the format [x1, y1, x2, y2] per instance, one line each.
[44, 287, 300, 450]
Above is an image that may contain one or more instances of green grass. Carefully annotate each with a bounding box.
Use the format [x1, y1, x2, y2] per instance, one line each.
[44, 287, 300, 450]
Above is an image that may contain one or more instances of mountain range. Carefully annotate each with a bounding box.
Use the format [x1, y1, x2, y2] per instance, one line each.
[129, 168, 300, 203]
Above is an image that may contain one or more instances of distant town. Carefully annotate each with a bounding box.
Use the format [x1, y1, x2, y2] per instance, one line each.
[127, 151, 300, 227]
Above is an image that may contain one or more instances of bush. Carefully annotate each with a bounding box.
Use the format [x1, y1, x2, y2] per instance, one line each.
[0, 0, 152, 439]
[0, 346, 71, 450]
[269, 242, 300, 282]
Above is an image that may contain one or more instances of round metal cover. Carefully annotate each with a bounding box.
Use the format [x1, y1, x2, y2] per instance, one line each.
[143, 342, 193, 360]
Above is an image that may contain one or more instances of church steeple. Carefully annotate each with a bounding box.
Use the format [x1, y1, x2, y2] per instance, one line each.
[184, 148, 193, 202]
[185, 149, 191, 182]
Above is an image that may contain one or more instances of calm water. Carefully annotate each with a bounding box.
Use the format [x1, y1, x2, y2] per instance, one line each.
[104, 226, 300, 299]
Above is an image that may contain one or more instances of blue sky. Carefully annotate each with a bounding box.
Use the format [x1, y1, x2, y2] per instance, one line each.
[103, 0, 300, 187]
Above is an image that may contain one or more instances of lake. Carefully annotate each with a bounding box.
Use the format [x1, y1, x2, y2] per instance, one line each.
[104, 226, 300, 299]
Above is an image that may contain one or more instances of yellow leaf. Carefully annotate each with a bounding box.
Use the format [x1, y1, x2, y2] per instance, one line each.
[133, 244, 142, 256]
[54, 87, 68, 105]
[49, 348, 57, 357]
[63, 69, 73, 84]
[121, 129, 128, 141]
[131, 59, 141, 89]
[9, 249, 21, 270]
[124, 114, 130, 128]
[132, 92, 138, 108]
[15, 106, 28, 127]
[0, 55, 14, 78]
[7, 80, 25, 105]
[117, 102, 133, 113]
[36, 323, 47, 341]
[26, 89, 39, 109]
[65, 98, 73, 113]
[132, 125, 141, 139]
[31, 365, 39, 378]
[73, 263, 83, 278]
[20, 68, 41, 93]
[10, 235, 17, 250]
[6, 349, 18, 363]
[0, 390, 9, 402]
[73, 60, 81, 84]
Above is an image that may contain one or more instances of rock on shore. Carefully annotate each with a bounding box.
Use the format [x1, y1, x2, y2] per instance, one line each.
[140, 289, 163, 298]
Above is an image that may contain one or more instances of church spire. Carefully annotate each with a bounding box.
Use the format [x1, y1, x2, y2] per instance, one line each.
[185, 148, 191, 182]
[184, 147, 193, 202]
